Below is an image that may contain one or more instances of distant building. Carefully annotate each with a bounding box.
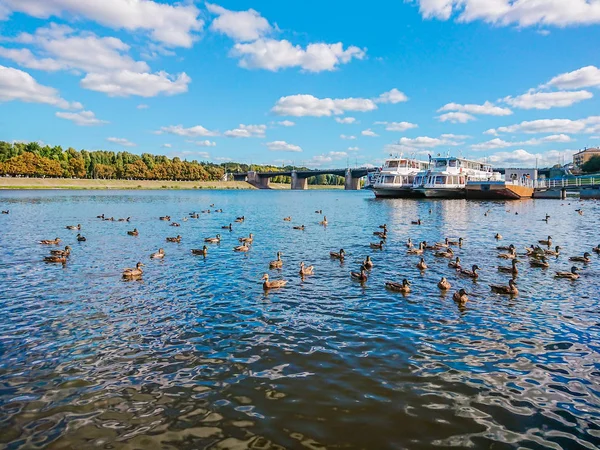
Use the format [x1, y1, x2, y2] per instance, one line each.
[505, 168, 537, 181]
[573, 147, 600, 168]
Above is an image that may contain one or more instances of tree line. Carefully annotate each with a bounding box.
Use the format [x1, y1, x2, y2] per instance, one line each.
[0, 141, 344, 184]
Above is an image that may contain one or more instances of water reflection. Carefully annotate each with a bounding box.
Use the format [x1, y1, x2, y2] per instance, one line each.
[0, 190, 599, 449]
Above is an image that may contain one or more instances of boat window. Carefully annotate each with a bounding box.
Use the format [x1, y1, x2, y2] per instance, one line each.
[435, 160, 446, 168]
[460, 177, 465, 184]
[435, 176, 446, 185]
[448, 160, 457, 167]
[387, 160, 399, 168]
[399, 160, 407, 168]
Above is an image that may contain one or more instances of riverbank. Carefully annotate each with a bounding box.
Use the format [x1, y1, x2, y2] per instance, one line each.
[0, 178, 346, 190]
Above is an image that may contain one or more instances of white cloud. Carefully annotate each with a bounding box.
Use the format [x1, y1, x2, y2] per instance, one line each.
[180, 150, 211, 159]
[191, 140, 217, 147]
[206, 3, 271, 42]
[157, 124, 218, 137]
[412, 0, 600, 28]
[0, 0, 203, 47]
[3, 25, 150, 74]
[56, 110, 107, 126]
[272, 94, 377, 117]
[391, 135, 466, 150]
[224, 124, 266, 138]
[503, 90, 593, 109]
[361, 129, 379, 137]
[162, 143, 172, 148]
[437, 112, 476, 123]
[347, 146, 360, 151]
[375, 121, 418, 131]
[306, 151, 348, 167]
[80, 70, 190, 97]
[137, 104, 149, 109]
[266, 140, 302, 152]
[335, 117, 356, 124]
[0, 65, 81, 109]
[340, 134, 356, 140]
[277, 120, 295, 127]
[472, 135, 573, 151]
[486, 116, 600, 135]
[107, 137, 136, 147]
[231, 39, 365, 72]
[545, 66, 600, 90]
[488, 149, 577, 167]
[438, 101, 512, 116]
[374, 88, 408, 104]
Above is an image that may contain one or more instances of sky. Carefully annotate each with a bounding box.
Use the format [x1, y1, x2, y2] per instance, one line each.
[1, 1, 600, 169]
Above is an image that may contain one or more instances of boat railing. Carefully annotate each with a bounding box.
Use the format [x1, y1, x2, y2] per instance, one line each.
[535, 177, 600, 189]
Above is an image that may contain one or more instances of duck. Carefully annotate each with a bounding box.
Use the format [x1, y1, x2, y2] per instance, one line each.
[434, 248, 454, 258]
[447, 237, 464, 246]
[539, 235, 552, 246]
[411, 219, 422, 225]
[330, 249, 345, 260]
[449, 256, 461, 269]
[569, 252, 591, 263]
[496, 244, 515, 251]
[315, 210, 322, 214]
[350, 265, 368, 282]
[104, 217, 115, 221]
[525, 244, 545, 257]
[529, 255, 550, 268]
[555, 266, 580, 280]
[127, 228, 139, 236]
[370, 240, 384, 250]
[363, 255, 373, 270]
[50, 246, 71, 257]
[122, 262, 144, 279]
[498, 249, 517, 259]
[495, 233, 502, 240]
[238, 233, 254, 243]
[234, 243, 250, 252]
[190, 213, 200, 219]
[118, 217, 131, 222]
[423, 241, 437, 250]
[293, 225, 305, 230]
[150, 248, 165, 259]
[416, 257, 428, 270]
[44, 255, 67, 264]
[2, 210, 8, 214]
[166, 235, 181, 243]
[215, 209, 223, 213]
[453, 289, 468, 305]
[385, 278, 411, 293]
[201, 210, 211, 214]
[66, 224, 81, 230]
[262, 273, 287, 290]
[76, 234, 86, 242]
[299, 262, 314, 276]
[269, 252, 283, 269]
[406, 237, 413, 248]
[438, 277, 451, 291]
[283, 216, 292, 221]
[373, 230, 387, 238]
[459, 265, 480, 279]
[181, 217, 188, 222]
[159, 216, 171, 221]
[320, 216, 328, 226]
[542, 214, 550, 222]
[378, 224, 388, 230]
[593, 244, 600, 254]
[191, 246, 208, 256]
[498, 259, 519, 275]
[96, 214, 104, 219]
[222, 223, 233, 230]
[235, 216, 245, 223]
[39, 238, 61, 245]
[204, 234, 221, 243]
[544, 245, 561, 257]
[170, 222, 180, 227]
[407, 242, 425, 255]
[210, 204, 215, 207]
[434, 238, 450, 249]
[490, 279, 519, 295]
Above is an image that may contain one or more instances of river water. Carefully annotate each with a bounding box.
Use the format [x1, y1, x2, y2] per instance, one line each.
[0, 190, 599, 449]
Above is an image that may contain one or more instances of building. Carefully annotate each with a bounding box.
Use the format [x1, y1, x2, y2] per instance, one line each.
[573, 147, 600, 168]
[505, 168, 537, 181]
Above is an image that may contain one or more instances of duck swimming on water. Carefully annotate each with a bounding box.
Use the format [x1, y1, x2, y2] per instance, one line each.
[569, 252, 591, 263]
[330, 249, 345, 260]
[269, 252, 283, 269]
[453, 289, 468, 305]
[299, 262, 314, 276]
[385, 278, 410, 293]
[460, 265, 480, 279]
[449, 256, 461, 269]
[122, 262, 144, 279]
[262, 274, 287, 290]
[498, 259, 519, 275]
[490, 279, 518, 295]
[40, 238, 61, 245]
[191, 246, 208, 256]
[438, 277, 451, 291]
[350, 265, 368, 282]
[205, 234, 221, 243]
[555, 266, 580, 280]
[150, 248, 165, 259]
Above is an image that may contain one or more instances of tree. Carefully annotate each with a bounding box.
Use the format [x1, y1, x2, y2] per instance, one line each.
[581, 156, 600, 174]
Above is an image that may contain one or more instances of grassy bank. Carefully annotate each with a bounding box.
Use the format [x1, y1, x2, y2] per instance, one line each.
[0, 178, 347, 190]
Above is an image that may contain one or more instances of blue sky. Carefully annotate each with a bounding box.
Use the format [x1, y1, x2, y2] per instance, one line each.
[1, 0, 600, 168]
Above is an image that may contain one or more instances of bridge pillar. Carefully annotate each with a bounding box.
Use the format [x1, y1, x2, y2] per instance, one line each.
[561, 188, 567, 200]
[344, 169, 361, 190]
[258, 175, 270, 189]
[291, 170, 308, 190]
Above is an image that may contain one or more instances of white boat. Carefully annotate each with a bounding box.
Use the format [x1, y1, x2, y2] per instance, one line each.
[373, 157, 430, 198]
[412, 156, 501, 198]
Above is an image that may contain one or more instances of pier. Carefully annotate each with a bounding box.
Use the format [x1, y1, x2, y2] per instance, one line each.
[231, 167, 377, 190]
[533, 176, 600, 199]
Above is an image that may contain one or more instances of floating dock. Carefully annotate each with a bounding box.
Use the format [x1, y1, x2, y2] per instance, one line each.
[466, 181, 534, 200]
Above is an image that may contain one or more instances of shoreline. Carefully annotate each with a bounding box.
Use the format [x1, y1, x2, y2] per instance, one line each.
[0, 178, 345, 190]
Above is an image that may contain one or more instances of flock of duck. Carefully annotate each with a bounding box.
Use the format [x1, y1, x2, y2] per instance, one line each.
[28, 202, 599, 306]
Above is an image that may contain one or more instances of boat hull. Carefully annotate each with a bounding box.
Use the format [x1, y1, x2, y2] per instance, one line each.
[466, 182, 534, 200]
[373, 187, 422, 198]
[414, 188, 466, 198]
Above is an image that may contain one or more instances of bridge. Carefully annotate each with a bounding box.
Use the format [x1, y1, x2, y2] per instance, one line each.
[534, 176, 600, 199]
[231, 167, 377, 190]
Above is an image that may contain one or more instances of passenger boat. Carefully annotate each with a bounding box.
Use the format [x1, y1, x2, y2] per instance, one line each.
[412, 156, 501, 198]
[373, 156, 430, 198]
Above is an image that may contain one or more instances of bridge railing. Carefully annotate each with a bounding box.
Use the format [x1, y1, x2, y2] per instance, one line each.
[536, 177, 600, 189]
